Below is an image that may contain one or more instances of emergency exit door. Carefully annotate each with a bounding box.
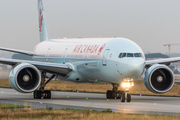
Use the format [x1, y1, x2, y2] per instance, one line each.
[102, 49, 110, 66]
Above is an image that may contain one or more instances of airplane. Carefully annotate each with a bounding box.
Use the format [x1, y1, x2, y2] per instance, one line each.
[0, 0, 179, 102]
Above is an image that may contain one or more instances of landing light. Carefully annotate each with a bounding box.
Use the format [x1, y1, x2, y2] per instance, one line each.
[127, 83, 130, 87]
[122, 83, 127, 87]
[121, 80, 134, 88]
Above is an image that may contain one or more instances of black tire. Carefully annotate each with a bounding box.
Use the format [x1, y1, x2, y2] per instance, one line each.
[106, 90, 111, 99]
[121, 92, 125, 102]
[34, 90, 41, 99]
[106, 90, 117, 99]
[111, 91, 116, 99]
[127, 94, 131, 102]
[43, 90, 51, 99]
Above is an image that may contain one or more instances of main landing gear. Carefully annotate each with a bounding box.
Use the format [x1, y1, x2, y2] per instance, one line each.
[34, 72, 56, 99]
[106, 83, 131, 102]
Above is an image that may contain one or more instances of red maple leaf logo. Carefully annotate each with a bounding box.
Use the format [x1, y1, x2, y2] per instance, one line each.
[39, 9, 43, 32]
[97, 43, 106, 55]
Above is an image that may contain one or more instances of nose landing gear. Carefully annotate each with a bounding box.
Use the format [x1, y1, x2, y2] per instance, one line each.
[120, 89, 131, 102]
[106, 83, 121, 99]
[106, 83, 131, 102]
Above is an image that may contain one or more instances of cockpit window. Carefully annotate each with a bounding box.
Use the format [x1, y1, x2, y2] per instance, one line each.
[122, 53, 126, 58]
[119, 53, 126, 58]
[119, 53, 123, 58]
[127, 53, 133, 57]
[138, 53, 142, 57]
[134, 53, 140, 57]
[119, 53, 143, 58]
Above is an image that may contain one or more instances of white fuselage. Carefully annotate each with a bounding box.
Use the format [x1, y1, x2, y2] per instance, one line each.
[33, 38, 145, 83]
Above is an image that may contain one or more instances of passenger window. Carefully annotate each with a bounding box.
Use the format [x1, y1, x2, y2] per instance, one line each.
[127, 53, 133, 57]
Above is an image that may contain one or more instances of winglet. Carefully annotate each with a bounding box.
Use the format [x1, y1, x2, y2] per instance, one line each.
[37, 0, 49, 42]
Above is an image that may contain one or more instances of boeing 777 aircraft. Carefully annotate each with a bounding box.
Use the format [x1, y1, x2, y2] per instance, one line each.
[0, 0, 179, 102]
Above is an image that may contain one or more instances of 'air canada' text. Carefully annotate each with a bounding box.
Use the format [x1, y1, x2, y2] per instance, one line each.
[73, 44, 106, 55]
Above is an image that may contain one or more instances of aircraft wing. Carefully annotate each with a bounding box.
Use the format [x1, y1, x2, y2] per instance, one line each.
[0, 58, 72, 76]
[145, 57, 180, 67]
[0, 47, 33, 56]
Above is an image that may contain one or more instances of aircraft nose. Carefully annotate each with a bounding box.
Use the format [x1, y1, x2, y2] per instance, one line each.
[127, 59, 144, 78]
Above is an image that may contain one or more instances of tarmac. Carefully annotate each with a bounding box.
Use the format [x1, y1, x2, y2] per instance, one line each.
[0, 88, 180, 116]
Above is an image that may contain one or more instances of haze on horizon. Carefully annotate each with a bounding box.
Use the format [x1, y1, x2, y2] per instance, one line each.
[0, 0, 180, 54]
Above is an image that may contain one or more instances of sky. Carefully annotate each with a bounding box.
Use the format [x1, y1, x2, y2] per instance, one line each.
[1, 0, 180, 54]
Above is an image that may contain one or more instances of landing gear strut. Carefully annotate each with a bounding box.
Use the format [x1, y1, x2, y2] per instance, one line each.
[106, 83, 121, 99]
[106, 83, 131, 102]
[34, 72, 56, 99]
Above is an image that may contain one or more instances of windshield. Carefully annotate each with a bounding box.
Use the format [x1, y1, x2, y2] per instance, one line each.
[119, 53, 143, 58]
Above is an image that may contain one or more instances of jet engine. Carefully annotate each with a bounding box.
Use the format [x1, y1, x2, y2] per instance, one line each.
[9, 63, 41, 93]
[144, 64, 174, 94]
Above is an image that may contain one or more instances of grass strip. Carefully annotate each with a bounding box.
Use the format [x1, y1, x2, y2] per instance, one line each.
[0, 103, 29, 109]
[0, 105, 179, 120]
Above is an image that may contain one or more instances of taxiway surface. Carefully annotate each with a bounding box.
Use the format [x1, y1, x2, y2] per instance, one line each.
[0, 88, 180, 116]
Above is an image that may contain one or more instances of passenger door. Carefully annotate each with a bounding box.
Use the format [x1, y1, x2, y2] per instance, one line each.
[46, 47, 51, 62]
[102, 49, 110, 66]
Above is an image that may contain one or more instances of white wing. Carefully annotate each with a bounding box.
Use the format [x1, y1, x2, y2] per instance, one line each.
[0, 47, 33, 56]
[145, 57, 180, 67]
[0, 58, 72, 76]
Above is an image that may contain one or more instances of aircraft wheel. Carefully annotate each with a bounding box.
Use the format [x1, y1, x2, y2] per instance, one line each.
[34, 90, 41, 99]
[43, 90, 51, 99]
[106, 90, 111, 99]
[127, 94, 131, 102]
[111, 91, 116, 99]
[121, 92, 125, 102]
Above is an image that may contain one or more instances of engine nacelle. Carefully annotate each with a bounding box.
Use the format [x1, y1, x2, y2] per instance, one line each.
[144, 64, 175, 94]
[9, 63, 41, 93]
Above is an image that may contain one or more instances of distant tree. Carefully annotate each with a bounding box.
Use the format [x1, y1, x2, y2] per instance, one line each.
[145, 53, 168, 59]
[169, 66, 175, 71]
[174, 69, 180, 74]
